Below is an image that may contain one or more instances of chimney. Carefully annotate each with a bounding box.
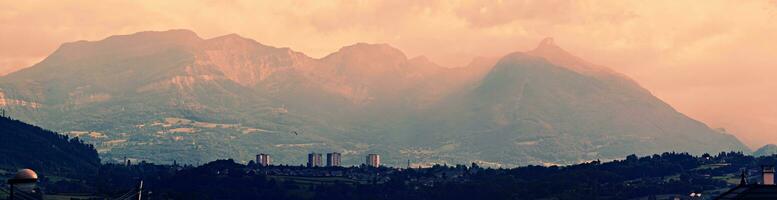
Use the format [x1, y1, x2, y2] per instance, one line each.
[763, 166, 775, 185]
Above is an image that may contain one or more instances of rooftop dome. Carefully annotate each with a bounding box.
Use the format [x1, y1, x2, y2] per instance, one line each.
[13, 169, 38, 180]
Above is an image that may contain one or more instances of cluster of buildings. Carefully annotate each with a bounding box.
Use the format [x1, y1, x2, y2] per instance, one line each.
[254, 152, 380, 168]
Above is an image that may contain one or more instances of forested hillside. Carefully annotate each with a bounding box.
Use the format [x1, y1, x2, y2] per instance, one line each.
[0, 115, 100, 178]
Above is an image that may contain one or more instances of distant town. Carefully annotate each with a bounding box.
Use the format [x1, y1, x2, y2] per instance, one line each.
[100, 151, 777, 200]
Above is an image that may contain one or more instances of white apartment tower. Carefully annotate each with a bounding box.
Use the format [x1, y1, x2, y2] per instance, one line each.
[308, 153, 323, 167]
[327, 152, 342, 167]
[366, 154, 380, 167]
[256, 154, 271, 167]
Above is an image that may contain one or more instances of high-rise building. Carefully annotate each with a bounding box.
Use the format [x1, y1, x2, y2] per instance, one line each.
[256, 153, 271, 167]
[307, 153, 323, 167]
[366, 154, 380, 167]
[326, 152, 342, 167]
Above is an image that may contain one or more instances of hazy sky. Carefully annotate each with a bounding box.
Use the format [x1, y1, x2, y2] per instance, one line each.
[1, 0, 776, 148]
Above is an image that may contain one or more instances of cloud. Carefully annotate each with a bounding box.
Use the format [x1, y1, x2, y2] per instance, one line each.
[455, 0, 581, 27]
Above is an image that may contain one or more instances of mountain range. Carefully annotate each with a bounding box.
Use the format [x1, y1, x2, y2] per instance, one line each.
[0, 30, 749, 167]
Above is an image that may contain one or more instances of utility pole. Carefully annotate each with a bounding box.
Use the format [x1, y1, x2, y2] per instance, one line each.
[137, 180, 143, 200]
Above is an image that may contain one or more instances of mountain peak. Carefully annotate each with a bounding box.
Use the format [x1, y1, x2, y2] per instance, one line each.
[35, 29, 203, 66]
[104, 29, 202, 44]
[527, 37, 612, 75]
[56, 29, 202, 49]
[530, 37, 571, 58]
[338, 43, 405, 57]
[324, 42, 407, 64]
[154, 29, 200, 37]
[536, 37, 559, 50]
[408, 56, 444, 69]
[204, 33, 267, 50]
[754, 144, 777, 157]
[208, 33, 253, 43]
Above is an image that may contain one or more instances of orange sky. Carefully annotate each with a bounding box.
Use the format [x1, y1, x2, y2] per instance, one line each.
[1, 0, 776, 149]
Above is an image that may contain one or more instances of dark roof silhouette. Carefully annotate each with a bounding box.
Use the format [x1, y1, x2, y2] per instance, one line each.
[715, 184, 777, 200]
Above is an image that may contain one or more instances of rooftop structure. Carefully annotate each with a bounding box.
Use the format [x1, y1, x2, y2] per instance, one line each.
[715, 166, 777, 200]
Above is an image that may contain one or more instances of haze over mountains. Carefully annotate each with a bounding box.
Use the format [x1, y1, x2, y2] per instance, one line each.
[0, 30, 749, 167]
